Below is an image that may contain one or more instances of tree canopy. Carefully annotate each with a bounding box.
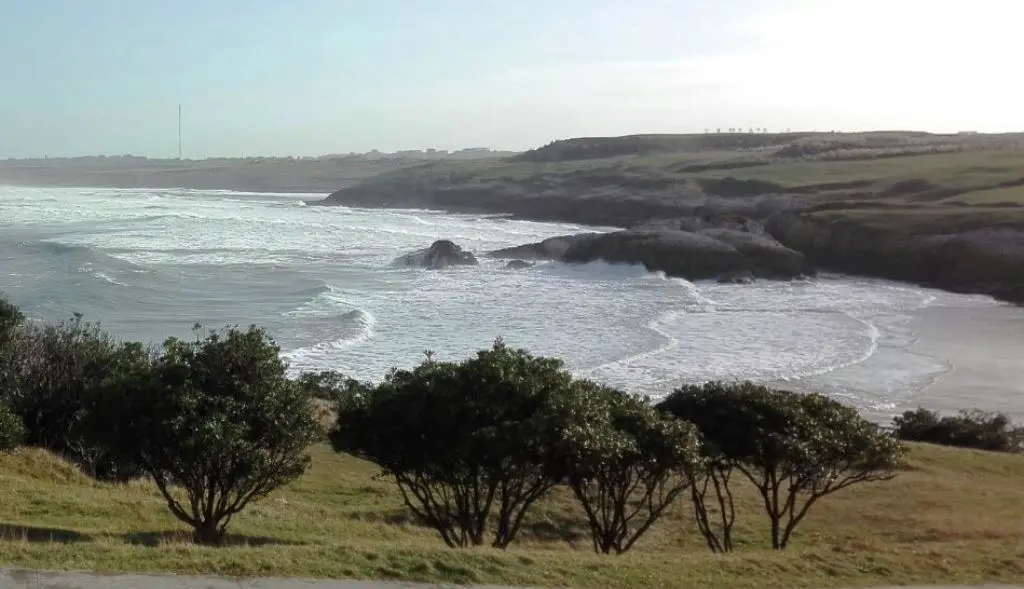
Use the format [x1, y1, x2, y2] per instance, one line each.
[562, 381, 702, 554]
[104, 325, 322, 545]
[331, 339, 581, 548]
[659, 381, 904, 549]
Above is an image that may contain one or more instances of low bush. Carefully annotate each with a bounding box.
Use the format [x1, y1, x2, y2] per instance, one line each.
[0, 403, 25, 451]
[0, 314, 145, 480]
[893, 407, 1024, 453]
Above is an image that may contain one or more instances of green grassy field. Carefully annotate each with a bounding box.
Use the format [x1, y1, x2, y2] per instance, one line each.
[0, 443, 1021, 588]
[330, 136, 1024, 223]
[691, 149, 1024, 190]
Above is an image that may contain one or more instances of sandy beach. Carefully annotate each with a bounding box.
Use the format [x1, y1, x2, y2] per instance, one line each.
[911, 303, 1024, 419]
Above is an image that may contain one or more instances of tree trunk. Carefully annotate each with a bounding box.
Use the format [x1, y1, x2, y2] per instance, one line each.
[193, 522, 225, 546]
[769, 514, 781, 550]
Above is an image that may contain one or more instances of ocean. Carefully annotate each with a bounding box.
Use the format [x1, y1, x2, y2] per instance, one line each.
[1, 185, 1016, 423]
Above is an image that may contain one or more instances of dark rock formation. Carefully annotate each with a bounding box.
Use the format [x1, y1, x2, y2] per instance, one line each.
[561, 230, 746, 279]
[699, 228, 814, 278]
[393, 240, 479, 269]
[489, 234, 600, 260]
[560, 229, 807, 280]
[717, 270, 755, 284]
[635, 215, 768, 235]
[766, 214, 1024, 304]
[505, 260, 534, 270]
[488, 216, 811, 281]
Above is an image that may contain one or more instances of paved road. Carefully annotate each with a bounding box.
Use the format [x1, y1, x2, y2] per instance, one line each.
[0, 570, 1020, 589]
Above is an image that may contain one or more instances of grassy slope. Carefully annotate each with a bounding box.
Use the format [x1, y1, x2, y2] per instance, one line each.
[0, 444, 1021, 588]
[325, 134, 1024, 226]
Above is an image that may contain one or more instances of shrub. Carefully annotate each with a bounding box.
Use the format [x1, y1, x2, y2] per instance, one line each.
[659, 381, 904, 550]
[0, 295, 23, 405]
[893, 407, 1024, 453]
[294, 370, 372, 403]
[0, 294, 21, 342]
[103, 325, 321, 545]
[562, 382, 702, 554]
[0, 404, 25, 451]
[331, 340, 579, 548]
[0, 314, 145, 479]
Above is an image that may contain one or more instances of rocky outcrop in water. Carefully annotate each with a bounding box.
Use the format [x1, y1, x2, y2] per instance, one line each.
[489, 234, 601, 260]
[717, 270, 755, 284]
[505, 260, 534, 270]
[488, 216, 812, 281]
[393, 240, 479, 269]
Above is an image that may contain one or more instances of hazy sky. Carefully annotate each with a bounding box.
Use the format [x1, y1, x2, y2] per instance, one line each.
[1, 0, 1021, 158]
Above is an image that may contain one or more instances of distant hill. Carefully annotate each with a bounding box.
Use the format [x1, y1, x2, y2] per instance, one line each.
[511, 131, 1024, 163]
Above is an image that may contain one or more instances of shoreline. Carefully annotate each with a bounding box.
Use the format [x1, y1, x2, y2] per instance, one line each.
[909, 302, 1024, 419]
[780, 293, 1024, 423]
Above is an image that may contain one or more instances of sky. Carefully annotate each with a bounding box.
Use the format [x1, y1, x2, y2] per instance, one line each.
[1, 0, 1022, 158]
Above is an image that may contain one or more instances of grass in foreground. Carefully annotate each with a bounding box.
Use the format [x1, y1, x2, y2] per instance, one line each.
[0, 443, 1021, 588]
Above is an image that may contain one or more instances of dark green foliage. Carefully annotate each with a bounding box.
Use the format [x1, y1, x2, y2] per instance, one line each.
[659, 382, 905, 550]
[105, 325, 321, 545]
[656, 384, 743, 552]
[0, 314, 145, 479]
[893, 407, 1024, 453]
[563, 382, 702, 554]
[0, 294, 23, 405]
[331, 339, 578, 548]
[0, 294, 21, 342]
[0, 404, 26, 451]
[294, 369, 372, 403]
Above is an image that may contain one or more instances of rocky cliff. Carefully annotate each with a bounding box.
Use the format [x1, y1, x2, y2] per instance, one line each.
[767, 213, 1024, 304]
[489, 217, 812, 281]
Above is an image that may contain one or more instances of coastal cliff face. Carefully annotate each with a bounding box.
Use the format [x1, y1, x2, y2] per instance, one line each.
[767, 214, 1024, 304]
[488, 218, 812, 281]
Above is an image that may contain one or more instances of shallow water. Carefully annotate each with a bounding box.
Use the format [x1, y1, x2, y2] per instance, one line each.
[1, 185, 1017, 422]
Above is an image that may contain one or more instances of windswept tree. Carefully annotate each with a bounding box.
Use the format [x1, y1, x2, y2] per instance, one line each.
[105, 325, 321, 545]
[657, 385, 743, 552]
[562, 382, 702, 555]
[660, 381, 905, 550]
[331, 339, 578, 548]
